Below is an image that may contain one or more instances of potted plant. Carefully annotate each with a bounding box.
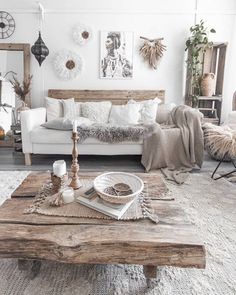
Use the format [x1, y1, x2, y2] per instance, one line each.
[185, 20, 216, 107]
[10, 75, 32, 110]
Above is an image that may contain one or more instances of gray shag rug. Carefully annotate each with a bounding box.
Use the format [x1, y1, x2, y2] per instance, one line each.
[0, 171, 235, 295]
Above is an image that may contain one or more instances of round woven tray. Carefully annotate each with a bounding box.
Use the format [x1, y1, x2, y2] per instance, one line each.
[94, 172, 144, 204]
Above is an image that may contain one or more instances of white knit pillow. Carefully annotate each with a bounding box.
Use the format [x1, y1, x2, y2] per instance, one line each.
[109, 104, 141, 125]
[61, 98, 76, 119]
[128, 97, 161, 124]
[81, 101, 112, 123]
[45, 97, 63, 122]
[156, 103, 176, 124]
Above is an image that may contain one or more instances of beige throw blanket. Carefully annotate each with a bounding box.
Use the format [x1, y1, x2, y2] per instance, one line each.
[141, 105, 204, 183]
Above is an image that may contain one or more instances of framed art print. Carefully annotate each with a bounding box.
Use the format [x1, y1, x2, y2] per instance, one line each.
[100, 31, 133, 79]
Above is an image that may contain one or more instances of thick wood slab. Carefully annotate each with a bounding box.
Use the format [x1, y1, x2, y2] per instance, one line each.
[11, 171, 167, 198]
[11, 171, 50, 198]
[2, 171, 205, 270]
[0, 198, 190, 226]
[0, 223, 205, 267]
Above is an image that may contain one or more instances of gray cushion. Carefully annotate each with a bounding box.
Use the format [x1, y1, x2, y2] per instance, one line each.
[41, 118, 73, 130]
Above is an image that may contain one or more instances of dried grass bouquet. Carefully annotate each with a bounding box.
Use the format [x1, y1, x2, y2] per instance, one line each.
[10, 75, 33, 103]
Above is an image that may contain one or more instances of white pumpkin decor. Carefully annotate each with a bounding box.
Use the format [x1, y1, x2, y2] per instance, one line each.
[53, 50, 83, 80]
[72, 23, 92, 46]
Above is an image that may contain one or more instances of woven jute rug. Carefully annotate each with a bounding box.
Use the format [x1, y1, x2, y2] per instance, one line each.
[0, 171, 235, 295]
[24, 178, 169, 223]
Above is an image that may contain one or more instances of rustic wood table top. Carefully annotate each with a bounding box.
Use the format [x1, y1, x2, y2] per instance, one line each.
[0, 171, 205, 280]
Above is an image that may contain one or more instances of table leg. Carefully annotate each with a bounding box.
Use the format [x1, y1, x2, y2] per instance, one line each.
[143, 265, 157, 287]
[18, 259, 41, 279]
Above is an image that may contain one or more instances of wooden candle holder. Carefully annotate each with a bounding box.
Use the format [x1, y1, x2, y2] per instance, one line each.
[69, 131, 82, 190]
[50, 172, 68, 194]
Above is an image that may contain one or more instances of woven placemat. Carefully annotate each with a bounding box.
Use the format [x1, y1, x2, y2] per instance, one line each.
[24, 177, 170, 223]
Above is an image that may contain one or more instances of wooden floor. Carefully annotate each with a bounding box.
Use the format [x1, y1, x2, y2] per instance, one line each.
[0, 148, 145, 172]
[0, 148, 234, 174]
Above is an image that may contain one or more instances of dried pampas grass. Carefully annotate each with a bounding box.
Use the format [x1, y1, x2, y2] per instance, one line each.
[139, 36, 166, 69]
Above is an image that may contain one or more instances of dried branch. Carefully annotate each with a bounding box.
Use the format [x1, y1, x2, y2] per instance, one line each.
[10, 75, 33, 102]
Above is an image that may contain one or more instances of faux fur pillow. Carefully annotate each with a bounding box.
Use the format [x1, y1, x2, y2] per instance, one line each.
[109, 104, 141, 125]
[81, 101, 112, 123]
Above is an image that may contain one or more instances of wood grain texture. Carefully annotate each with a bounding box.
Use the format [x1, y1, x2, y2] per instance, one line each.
[24, 153, 32, 166]
[0, 199, 190, 226]
[11, 171, 167, 198]
[48, 89, 165, 104]
[0, 223, 205, 267]
[143, 265, 157, 278]
[1, 172, 205, 270]
[11, 171, 50, 198]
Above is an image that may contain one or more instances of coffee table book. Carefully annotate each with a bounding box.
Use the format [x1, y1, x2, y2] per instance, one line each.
[76, 184, 135, 219]
[76, 195, 135, 220]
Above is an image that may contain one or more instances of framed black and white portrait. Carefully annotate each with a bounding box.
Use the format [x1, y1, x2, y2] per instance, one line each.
[100, 31, 133, 79]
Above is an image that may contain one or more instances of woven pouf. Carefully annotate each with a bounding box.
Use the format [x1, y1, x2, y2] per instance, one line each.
[203, 123, 236, 161]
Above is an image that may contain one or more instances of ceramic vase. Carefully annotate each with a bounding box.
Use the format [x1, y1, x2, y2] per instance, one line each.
[200, 73, 215, 97]
[16, 101, 30, 122]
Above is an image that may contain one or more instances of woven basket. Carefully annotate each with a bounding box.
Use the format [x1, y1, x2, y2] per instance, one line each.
[203, 124, 236, 162]
[94, 172, 144, 204]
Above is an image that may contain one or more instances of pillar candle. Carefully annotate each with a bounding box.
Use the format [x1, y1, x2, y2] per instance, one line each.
[53, 160, 66, 177]
[62, 188, 75, 203]
[73, 120, 78, 132]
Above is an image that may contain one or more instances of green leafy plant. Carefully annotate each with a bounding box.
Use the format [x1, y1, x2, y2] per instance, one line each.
[185, 20, 216, 107]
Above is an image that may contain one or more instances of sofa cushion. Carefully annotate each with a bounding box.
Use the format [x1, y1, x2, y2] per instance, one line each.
[109, 104, 141, 125]
[61, 98, 76, 119]
[45, 97, 63, 121]
[41, 117, 94, 130]
[81, 101, 112, 123]
[127, 97, 161, 124]
[156, 103, 176, 124]
[31, 126, 142, 145]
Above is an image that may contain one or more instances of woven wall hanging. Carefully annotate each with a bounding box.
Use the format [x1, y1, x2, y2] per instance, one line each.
[72, 23, 92, 46]
[139, 36, 166, 70]
[53, 50, 83, 80]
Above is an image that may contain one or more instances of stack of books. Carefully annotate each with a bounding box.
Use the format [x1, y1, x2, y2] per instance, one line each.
[76, 185, 135, 220]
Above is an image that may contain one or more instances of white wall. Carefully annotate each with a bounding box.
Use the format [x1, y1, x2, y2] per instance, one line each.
[1, 0, 236, 120]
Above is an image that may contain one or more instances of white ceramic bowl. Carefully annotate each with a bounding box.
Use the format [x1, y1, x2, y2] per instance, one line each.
[94, 172, 144, 204]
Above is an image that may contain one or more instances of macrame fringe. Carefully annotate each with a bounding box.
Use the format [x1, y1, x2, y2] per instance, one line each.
[24, 184, 160, 224]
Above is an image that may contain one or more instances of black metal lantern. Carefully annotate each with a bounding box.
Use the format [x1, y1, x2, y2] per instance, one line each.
[31, 31, 49, 66]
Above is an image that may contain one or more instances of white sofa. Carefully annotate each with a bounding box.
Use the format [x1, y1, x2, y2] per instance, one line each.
[21, 89, 177, 165]
[21, 106, 183, 166]
[21, 107, 145, 165]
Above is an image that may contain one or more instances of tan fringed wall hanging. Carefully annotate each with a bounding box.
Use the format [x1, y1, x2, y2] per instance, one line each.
[139, 36, 166, 70]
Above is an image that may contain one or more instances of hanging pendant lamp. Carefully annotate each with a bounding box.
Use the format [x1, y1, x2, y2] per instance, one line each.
[31, 2, 49, 66]
[31, 31, 49, 66]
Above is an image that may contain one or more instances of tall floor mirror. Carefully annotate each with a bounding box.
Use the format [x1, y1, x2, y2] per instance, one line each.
[0, 43, 30, 147]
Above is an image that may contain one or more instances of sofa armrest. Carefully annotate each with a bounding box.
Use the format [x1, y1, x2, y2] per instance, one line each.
[21, 107, 46, 153]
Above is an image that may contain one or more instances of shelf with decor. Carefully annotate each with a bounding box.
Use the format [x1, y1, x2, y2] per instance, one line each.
[11, 123, 22, 152]
[185, 42, 227, 125]
[197, 95, 223, 124]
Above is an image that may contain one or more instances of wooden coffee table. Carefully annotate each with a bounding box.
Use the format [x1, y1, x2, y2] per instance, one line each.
[0, 172, 205, 282]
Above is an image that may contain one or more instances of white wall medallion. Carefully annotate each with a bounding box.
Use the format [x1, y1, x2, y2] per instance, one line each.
[53, 50, 83, 80]
[72, 23, 92, 46]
